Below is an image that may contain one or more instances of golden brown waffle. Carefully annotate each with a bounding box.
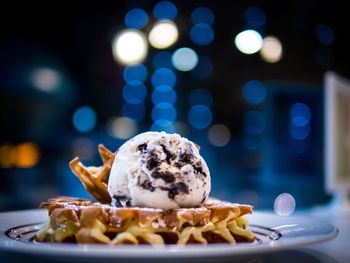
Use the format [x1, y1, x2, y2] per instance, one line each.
[36, 197, 255, 245]
[69, 144, 116, 203]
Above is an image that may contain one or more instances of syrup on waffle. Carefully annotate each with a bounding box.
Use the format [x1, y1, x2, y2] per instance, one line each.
[36, 197, 255, 245]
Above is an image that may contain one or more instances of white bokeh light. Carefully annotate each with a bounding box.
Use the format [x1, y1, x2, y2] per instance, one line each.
[208, 124, 231, 147]
[274, 193, 296, 216]
[234, 29, 263, 55]
[172, 47, 198, 71]
[148, 20, 179, 49]
[112, 30, 148, 65]
[107, 117, 137, 140]
[260, 36, 283, 63]
[31, 68, 61, 92]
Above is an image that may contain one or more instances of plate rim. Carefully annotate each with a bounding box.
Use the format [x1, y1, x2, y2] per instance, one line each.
[0, 209, 339, 258]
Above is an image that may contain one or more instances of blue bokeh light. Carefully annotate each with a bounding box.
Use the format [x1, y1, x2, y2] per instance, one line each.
[190, 23, 214, 46]
[244, 110, 266, 134]
[188, 105, 213, 129]
[244, 6, 266, 28]
[124, 8, 149, 29]
[191, 7, 215, 25]
[290, 103, 311, 126]
[121, 101, 146, 121]
[188, 88, 213, 107]
[152, 103, 177, 121]
[122, 81, 147, 104]
[191, 56, 213, 80]
[242, 80, 266, 104]
[289, 103, 311, 140]
[72, 106, 97, 133]
[123, 64, 148, 83]
[152, 85, 177, 105]
[153, 1, 177, 20]
[315, 24, 335, 46]
[151, 68, 176, 88]
[290, 123, 311, 140]
[152, 51, 173, 69]
[151, 119, 175, 133]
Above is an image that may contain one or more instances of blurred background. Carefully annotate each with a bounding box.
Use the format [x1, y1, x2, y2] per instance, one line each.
[1, 0, 349, 212]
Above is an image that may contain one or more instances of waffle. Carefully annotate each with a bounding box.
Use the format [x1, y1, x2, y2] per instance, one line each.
[36, 144, 255, 245]
[36, 197, 255, 245]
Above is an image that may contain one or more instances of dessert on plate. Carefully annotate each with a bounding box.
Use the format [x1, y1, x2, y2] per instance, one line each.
[36, 132, 255, 245]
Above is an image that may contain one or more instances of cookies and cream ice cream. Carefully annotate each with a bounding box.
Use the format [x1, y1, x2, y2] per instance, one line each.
[108, 131, 211, 209]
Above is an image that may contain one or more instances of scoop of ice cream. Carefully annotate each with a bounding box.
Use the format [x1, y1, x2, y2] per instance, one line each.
[108, 131, 211, 209]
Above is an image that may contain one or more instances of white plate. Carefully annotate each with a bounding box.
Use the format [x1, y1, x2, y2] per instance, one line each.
[0, 209, 338, 263]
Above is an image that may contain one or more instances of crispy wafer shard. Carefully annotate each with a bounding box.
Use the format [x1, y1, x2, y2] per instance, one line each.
[69, 144, 116, 203]
[36, 197, 255, 245]
[98, 144, 115, 163]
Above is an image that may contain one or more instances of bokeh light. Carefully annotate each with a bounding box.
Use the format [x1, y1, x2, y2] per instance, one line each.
[234, 29, 263, 54]
[31, 68, 61, 92]
[72, 106, 97, 133]
[71, 138, 95, 161]
[148, 20, 178, 49]
[191, 56, 213, 80]
[152, 85, 177, 105]
[152, 102, 177, 122]
[290, 103, 311, 127]
[0, 144, 17, 168]
[16, 142, 40, 168]
[274, 193, 296, 216]
[121, 101, 146, 121]
[244, 6, 266, 28]
[172, 47, 198, 71]
[190, 23, 214, 46]
[152, 51, 173, 69]
[289, 124, 311, 140]
[208, 124, 231, 147]
[152, 103, 177, 121]
[124, 8, 149, 29]
[188, 88, 213, 107]
[191, 7, 215, 25]
[123, 63, 148, 83]
[122, 81, 147, 104]
[153, 1, 177, 20]
[244, 110, 266, 134]
[289, 103, 311, 141]
[242, 80, 266, 104]
[260, 36, 283, 63]
[315, 24, 335, 46]
[0, 143, 41, 168]
[188, 105, 213, 129]
[112, 29, 147, 65]
[151, 119, 175, 133]
[151, 68, 176, 88]
[107, 117, 137, 140]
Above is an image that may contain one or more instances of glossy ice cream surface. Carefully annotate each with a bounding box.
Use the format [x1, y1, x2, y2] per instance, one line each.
[108, 131, 211, 209]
